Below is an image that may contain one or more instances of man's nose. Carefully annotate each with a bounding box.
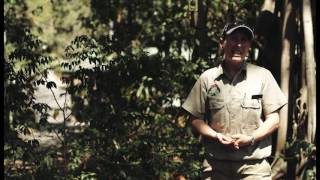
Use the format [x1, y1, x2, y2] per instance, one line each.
[236, 41, 242, 47]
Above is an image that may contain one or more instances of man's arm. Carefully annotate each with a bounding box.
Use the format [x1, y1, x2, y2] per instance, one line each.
[190, 115, 234, 145]
[232, 111, 280, 148]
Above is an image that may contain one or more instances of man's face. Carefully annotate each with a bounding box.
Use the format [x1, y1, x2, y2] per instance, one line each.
[221, 30, 251, 63]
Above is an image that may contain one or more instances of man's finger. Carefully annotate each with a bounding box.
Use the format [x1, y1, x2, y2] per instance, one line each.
[231, 134, 241, 139]
[221, 139, 234, 144]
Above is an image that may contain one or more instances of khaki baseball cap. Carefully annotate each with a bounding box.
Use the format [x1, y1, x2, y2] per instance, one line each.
[221, 22, 254, 40]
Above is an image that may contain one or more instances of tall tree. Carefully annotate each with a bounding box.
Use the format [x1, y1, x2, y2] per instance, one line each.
[192, 0, 209, 59]
[302, 0, 316, 143]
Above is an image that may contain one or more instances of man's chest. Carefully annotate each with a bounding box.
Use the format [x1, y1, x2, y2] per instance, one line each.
[206, 78, 264, 135]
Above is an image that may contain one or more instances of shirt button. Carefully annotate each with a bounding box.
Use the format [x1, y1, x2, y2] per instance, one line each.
[230, 114, 235, 119]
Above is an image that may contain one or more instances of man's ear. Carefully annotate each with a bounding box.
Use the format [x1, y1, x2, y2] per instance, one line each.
[218, 39, 225, 57]
[219, 38, 225, 49]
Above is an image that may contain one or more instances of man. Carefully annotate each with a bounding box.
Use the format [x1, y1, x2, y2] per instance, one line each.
[182, 21, 287, 179]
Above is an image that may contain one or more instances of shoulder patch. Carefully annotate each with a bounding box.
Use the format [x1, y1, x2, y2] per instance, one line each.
[207, 84, 220, 96]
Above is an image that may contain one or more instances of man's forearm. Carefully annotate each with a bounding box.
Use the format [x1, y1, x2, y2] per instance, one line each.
[251, 112, 280, 142]
[190, 116, 218, 139]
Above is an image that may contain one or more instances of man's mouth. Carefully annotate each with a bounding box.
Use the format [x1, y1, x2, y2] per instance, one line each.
[232, 50, 242, 56]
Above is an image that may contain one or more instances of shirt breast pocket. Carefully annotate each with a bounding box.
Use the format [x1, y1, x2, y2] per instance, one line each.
[208, 95, 224, 110]
[241, 97, 262, 130]
[241, 98, 260, 109]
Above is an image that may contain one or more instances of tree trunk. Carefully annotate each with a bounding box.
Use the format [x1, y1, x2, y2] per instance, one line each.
[192, 0, 208, 60]
[261, 0, 275, 11]
[271, 0, 294, 178]
[278, 0, 292, 156]
[298, 50, 308, 140]
[302, 0, 316, 143]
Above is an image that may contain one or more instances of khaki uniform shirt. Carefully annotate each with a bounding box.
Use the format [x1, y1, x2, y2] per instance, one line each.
[182, 62, 287, 160]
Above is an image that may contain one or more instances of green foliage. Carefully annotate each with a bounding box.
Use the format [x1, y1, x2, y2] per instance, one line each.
[4, 1, 58, 178]
[6, 0, 315, 179]
[61, 32, 205, 178]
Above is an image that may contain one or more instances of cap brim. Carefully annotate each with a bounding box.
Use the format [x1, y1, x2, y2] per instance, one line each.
[226, 25, 254, 40]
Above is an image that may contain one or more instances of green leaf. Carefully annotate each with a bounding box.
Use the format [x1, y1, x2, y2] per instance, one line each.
[46, 81, 57, 89]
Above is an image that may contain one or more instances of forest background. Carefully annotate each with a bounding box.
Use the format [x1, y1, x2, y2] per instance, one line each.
[4, 0, 316, 179]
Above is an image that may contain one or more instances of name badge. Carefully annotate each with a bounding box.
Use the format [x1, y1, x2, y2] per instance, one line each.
[251, 94, 262, 99]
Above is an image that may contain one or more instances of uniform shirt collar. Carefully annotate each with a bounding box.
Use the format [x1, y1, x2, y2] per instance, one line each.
[216, 61, 247, 81]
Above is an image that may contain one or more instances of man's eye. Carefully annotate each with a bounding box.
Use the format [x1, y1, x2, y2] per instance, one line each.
[241, 38, 249, 42]
[229, 36, 237, 41]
